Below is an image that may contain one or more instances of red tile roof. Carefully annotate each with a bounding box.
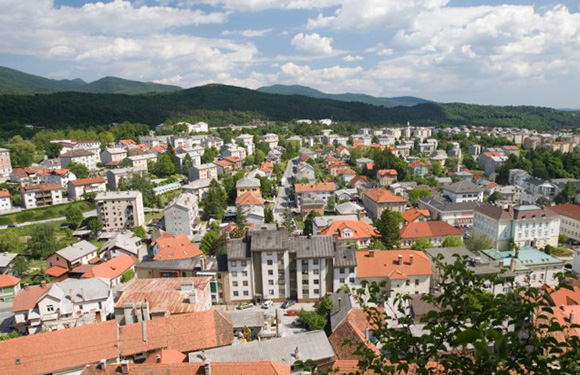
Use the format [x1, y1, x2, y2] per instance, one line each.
[235, 191, 264, 206]
[329, 308, 383, 360]
[119, 139, 137, 145]
[259, 161, 274, 173]
[295, 182, 336, 193]
[224, 156, 241, 163]
[402, 208, 430, 223]
[377, 169, 397, 177]
[144, 349, 186, 364]
[363, 188, 405, 203]
[318, 220, 379, 240]
[45, 265, 69, 277]
[153, 234, 203, 260]
[82, 254, 135, 279]
[69, 176, 106, 186]
[0, 190, 9, 198]
[12, 283, 52, 312]
[0, 275, 19, 288]
[82, 361, 291, 375]
[350, 175, 369, 185]
[409, 161, 432, 169]
[551, 203, 580, 221]
[215, 160, 233, 168]
[20, 182, 62, 192]
[356, 250, 431, 279]
[400, 221, 462, 239]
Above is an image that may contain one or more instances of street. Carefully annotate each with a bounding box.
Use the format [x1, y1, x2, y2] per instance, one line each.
[274, 157, 298, 224]
[0, 209, 97, 230]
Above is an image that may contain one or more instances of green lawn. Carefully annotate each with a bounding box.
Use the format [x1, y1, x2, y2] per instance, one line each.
[0, 201, 95, 225]
[549, 247, 574, 257]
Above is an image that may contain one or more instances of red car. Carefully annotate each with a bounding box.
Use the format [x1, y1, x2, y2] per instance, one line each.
[285, 309, 299, 316]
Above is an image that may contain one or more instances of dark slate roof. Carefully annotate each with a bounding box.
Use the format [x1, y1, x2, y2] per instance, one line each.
[443, 180, 483, 194]
[329, 291, 353, 332]
[249, 229, 289, 252]
[227, 239, 250, 260]
[333, 242, 357, 267]
[421, 197, 485, 213]
[474, 203, 512, 220]
[135, 257, 204, 271]
[289, 235, 335, 259]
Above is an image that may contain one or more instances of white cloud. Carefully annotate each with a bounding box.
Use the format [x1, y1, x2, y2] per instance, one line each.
[221, 29, 272, 37]
[291, 33, 334, 55]
[364, 43, 394, 56]
[343, 55, 363, 61]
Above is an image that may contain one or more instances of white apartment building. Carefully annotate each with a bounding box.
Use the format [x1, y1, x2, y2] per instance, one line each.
[58, 140, 101, 161]
[221, 143, 247, 160]
[182, 179, 212, 202]
[96, 191, 145, 232]
[0, 190, 12, 212]
[60, 150, 99, 171]
[189, 163, 218, 181]
[473, 204, 560, 250]
[67, 176, 107, 200]
[442, 180, 483, 203]
[234, 134, 255, 156]
[164, 193, 199, 238]
[262, 133, 279, 149]
[20, 183, 64, 209]
[40, 169, 76, 188]
[0, 148, 12, 181]
[128, 153, 157, 171]
[551, 203, 580, 242]
[106, 167, 146, 190]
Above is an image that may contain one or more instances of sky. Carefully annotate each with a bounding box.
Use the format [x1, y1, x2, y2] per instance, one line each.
[1, 0, 580, 107]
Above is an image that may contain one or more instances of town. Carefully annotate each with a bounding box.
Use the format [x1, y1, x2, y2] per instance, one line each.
[0, 118, 579, 375]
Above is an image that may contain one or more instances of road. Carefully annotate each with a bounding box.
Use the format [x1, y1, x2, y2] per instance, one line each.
[274, 158, 298, 224]
[0, 301, 14, 335]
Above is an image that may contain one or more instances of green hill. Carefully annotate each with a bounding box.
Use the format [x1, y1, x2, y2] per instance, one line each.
[0, 66, 182, 95]
[257, 84, 432, 107]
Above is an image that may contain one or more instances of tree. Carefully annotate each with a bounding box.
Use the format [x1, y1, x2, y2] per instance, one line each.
[65, 205, 84, 229]
[11, 256, 28, 277]
[536, 196, 551, 206]
[8, 136, 36, 167]
[326, 196, 336, 212]
[346, 256, 580, 375]
[183, 153, 194, 173]
[87, 217, 103, 239]
[558, 233, 568, 245]
[408, 188, 431, 207]
[554, 182, 578, 204]
[201, 147, 219, 164]
[282, 209, 296, 235]
[298, 310, 327, 331]
[465, 233, 493, 252]
[133, 226, 146, 239]
[375, 210, 403, 249]
[45, 143, 62, 158]
[200, 222, 226, 256]
[151, 154, 176, 177]
[232, 206, 248, 238]
[441, 236, 464, 248]
[302, 210, 319, 236]
[431, 161, 443, 177]
[462, 153, 477, 170]
[488, 191, 503, 204]
[264, 205, 274, 224]
[28, 225, 58, 259]
[412, 237, 433, 250]
[67, 161, 89, 179]
[201, 179, 227, 220]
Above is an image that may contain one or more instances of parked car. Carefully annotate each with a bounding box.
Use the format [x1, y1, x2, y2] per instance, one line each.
[236, 302, 253, 310]
[281, 300, 296, 309]
[261, 300, 273, 309]
[285, 309, 299, 316]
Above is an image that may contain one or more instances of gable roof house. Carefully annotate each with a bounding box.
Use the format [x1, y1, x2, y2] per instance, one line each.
[399, 221, 463, 248]
[45, 241, 99, 280]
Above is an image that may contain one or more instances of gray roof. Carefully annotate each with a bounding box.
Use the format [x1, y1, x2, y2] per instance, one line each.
[424, 246, 513, 277]
[313, 215, 359, 228]
[329, 291, 353, 331]
[249, 229, 289, 252]
[335, 202, 363, 215]
[56, 240, 98, 261]
[289, 236, 335, 259]
[101, 232, 141, 256]
[182, 179, 212, 190]
[421, 197, 485, 213]
[135, 257, 205, 271]
[189, 330, 334, 365]
[333, 242, 357, 268]
[0, 252, 18, 268]
[96, 191, 141, 200]
[229, 310, 265, 328]
[227, 239, 250, 260]
[55, 278, 110, 303]
[236, 176, 261, 189]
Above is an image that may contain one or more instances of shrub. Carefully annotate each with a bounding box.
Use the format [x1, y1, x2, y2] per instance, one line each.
[121, 269, 135, 283]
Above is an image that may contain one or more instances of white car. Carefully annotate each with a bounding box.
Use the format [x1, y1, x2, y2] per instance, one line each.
[262, 300, 273, 309]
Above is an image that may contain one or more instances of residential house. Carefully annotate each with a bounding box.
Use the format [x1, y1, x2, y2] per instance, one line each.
[45, 240, 99, 279]
[0, 275, 20, 302]
[10, 165, 49, 185]
[39, 168, 76, 188]
[442, 180, 483, 203]
[81, 254, 136, 287]
[356, 250, 431, 296]
[418, 197, 484, 228]
[0, 190, 11, 212]
[479, 151, 507, 176]
[96, 191, 145, 232]
[377, 169, 398, 187]
[236, 192, 265, 225]
[402, 208, 430, 224]
[20, 182, 64, 209]
[100, 232, 146, 261]
[116, 139, 137, 149]
[234, 134, 255, 156]
[300, 192, 325, 217]
[399, 221, 463, 248]
[164, 193, 200, 238]
[221, 143, 247, 160]
[236, 176, 261, 197]
[105, 167, 146, 190]
[189, 163, 218, 181]
[0, 252, 18, 274]
[100, 148, 127, 166]
[362, 188, 406, 220]
[295, 163, 316, 183]
[127, 153, 157, 171]
[152, 232, 203, 261]
[317, 220, 379, 249]
[60, 149, 99, 170]
[67, 176, 107, 200]
[295, 182, 336, 207]
[550, 203, 580, 242]
[182, 178, 212, 201]
[473, 204, 560, 250]
[262, 133, 279, 149]
[409, 161, 431, 177]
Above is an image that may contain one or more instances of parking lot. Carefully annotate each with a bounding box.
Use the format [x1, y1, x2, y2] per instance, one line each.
[234, 301, 317, 338]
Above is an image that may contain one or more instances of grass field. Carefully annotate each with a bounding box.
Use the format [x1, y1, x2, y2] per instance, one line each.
[0, 201, 95, 225]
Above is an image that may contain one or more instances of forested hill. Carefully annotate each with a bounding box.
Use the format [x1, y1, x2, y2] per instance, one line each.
[0, 83, 577, 130]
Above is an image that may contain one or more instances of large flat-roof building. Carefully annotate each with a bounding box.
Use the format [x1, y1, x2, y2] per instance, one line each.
[96, 191, 145, 232]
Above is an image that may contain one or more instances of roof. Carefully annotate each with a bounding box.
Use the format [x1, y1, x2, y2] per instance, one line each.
[144, 349, 186, 364]
[295, 182, 336, 193]
[363, 188, 405, 204]
[55, 240, 98, 262]
[0, 252, 17, 268]
[0, 190, 9, 198]
[226, 238, 250, 260]
[356, 250, 431, 279]
[20, 182, 62, 192]
[55, 278, 111, 303]
[115, 277, 211, 314]
[0, 274, 20, 288]
[551, 203, 580, 221]
[215, 160, 232, 168]
[289, 235, 335, 259]
[96, 191, 141, 200]
[45, 265, 68, 277]
[475, 204, 557, 221]
[236, 176, 261, 188]
[235, 191, 264, 206]
[329, 308, 382, 360]
[189, 330, 334, 365]
[481, 247, 564, 269]
[377, 169, 398, 177]
[424, 247, 508, 276]
[60, 149, 94, 158]
[249, 229, 289, 252]
[318, 220, 379, 240]
[101, 232, 141, 256]
[82, 254, 135, 279]
[136, 257, 205, 271]
[420, 197, 485, 213]
[83, 361, 290, 375]
[153, 233, 203, 260]
[400, 221, 463, 239]
[12, 283, 52, 312]
[229, 310, 265, 328]
[402, 208, 430, 223]
[69, 176, 106, 186]
[333, 242, 357, 267]
[329, 290, 353, 332]
[443, 180, 483, 194]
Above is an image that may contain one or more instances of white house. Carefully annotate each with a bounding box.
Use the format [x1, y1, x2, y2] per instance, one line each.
[67, 176, 107, 200]
[164, 193, 199, 238]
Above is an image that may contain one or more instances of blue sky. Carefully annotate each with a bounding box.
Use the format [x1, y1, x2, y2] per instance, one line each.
[1, 0, 580, 107]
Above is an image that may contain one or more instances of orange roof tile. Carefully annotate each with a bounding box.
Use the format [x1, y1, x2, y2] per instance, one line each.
[20, 182, 62, 192]
[295, 182, 336, 193]
[224, 156, 241, 163]
[365, 162, 374, 170]
[82, 361, 291, 375]
[0, 275, 20, 288]
[12, 283, 52, 312]
[356, 250, 431, 279]
[144, 349, 186, 364]
[119, 139, 137, 145]
[215, 160, 233, 168]
[45, 265, 68, 277]
[336, 168, 356, 176]
[153, 235, 203, 260]
[409, 161, 432, 169]
[259, 161, 274, 173]
[363, 188, 405, 203]
[402, 208, 430, 223]
[400, 221, 462, 239]
[350, 175, 370, 185]
[318, 220, 379, 240]
[0, 190, 9, 198]
[235, 191, 264, 206]
[377, 169, 398, 177]
[82, 254, 135, 279]
[69, 176, 106, 186]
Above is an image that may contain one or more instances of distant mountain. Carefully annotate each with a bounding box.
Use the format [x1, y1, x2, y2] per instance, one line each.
[0, 66, 182, 95]
[257, 84, 432, 108]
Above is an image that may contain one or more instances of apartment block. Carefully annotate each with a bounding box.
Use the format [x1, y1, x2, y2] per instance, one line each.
[0, 148, 12, 181]
[60, 149, 99, 171]
[20, 182, 64, 209]
[96, 191, 145, 232]
[164, 192, 199, 238]
[189, 163, 218, 181]
[67, 176, 107, 200]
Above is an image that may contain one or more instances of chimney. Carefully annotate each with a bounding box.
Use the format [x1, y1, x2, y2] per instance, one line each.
[398, 254, 403, 265]
[510, 258, 517, 272]
[409, 254, 414, 265]
[141, 320, 147, 342]
[337, 297, 341, 312]
[356, 209, 366, 221]
[40, 281, 46, 289]
[155, 354, 161, 363]
[570, 311, 575, 324]
[23, 284, 29, 291]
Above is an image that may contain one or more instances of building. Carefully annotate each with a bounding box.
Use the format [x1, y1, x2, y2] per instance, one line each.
[100, 232, 146, 261]
[45, 240, 99, 279]
[473, 204, 560, 250]
[164, 193, 199, 238]
[12, 278, 113, 334]
[0, 252, 18, 275]
[418, 197, 484, 228]
[236, 176, 261, 197]
[136, 257, 207, 279]
[10, 165, 49, 185]
[100, 148, 127, 165]
[356, 250, 431, 296]
[60, 149, 99, 170]
[40, 168, 76, 188]
[127, 153, 157, 171]
[20, 182, 64, 209]
[221, 143, 247, 160]
[295, 182, 336, 207]
[480, 247, 564, 288]
[377, 169, 398, 186]
[262, 133, 279, 149]
[442, 180, 483, 203]
[182, 178, 212, 201]
[317, 220, 379, 249]
[479, 151, 507, 176]
[234, 134, 255, 156]
[105, 167, 146, 190]
[96, 191, 145, 232]
[67, 176, 107, 200]
[0, 275, 20, 302]
[299, 192, 325, 218]
[0, 190, 11, 212]
[81, 255, 136, 287]
[82, 361, 291, 375]
[399, 221, 463, 248]
[152, 232, 203, 261]
[362, 188, 406, 220]
[409, 161, 431, 177]
[551, 204, 580, 242]
[402, 208, 430, 224]
[226, 229, 357, 302]
[0, 148, 12, 181]
[189, 163, 218, 181]
[115, 277, 212, 324]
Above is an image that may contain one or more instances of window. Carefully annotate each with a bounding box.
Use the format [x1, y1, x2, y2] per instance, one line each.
[406, 280, 411, 286]
[233, 291, 239, 297]
[241, 261, 247, 267]
[242, 271, 248, 277]
[340, 278, 345, 283]
[46, 305, 54, 313]
[349, 278, 355, 283]
[230, 261, 237, 267]
[313, 269, 319, 275]
[243, 291, 249, 296]
[350, 268, 355, 273]
[232, 281, 239, 287]
[243, 280, 248, 286]
[269, 289, 275, 295]
[267, 260, 273, 266]
[269, 280, 274, 285]
[267, 252, 273, 256]
[313, 259, 319, 265]
[231, 271, 238, 277]
[415, 279, 419, 286]
[268, 270, 274, 275]
[314, 289, 320, 294]
[314, 279, 319, 285]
